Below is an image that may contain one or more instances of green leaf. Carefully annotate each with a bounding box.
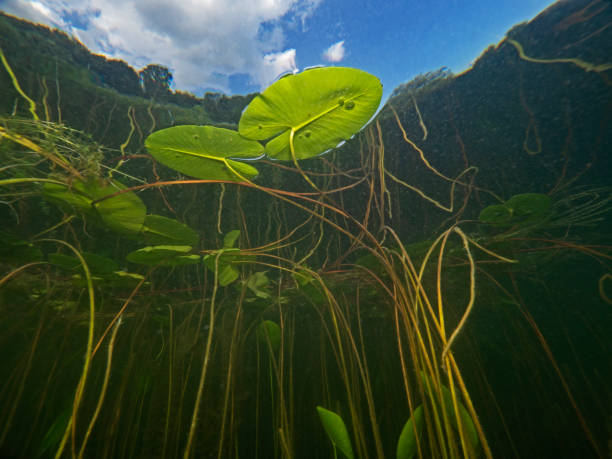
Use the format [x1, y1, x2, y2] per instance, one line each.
[257, 320, 281, 351]
[316, 406, 355, 459]
[49, 251, 118, 275]
[218, 263, 239, 286]
[246, 271, 271, 298]
[37, 407, 71, 458]
[144, 125, 262, 181]
[505, 193, 550, 218]
[0, 232, 44, 262]
[126, 245, 193, 266]
[420, 372, 479, 450]
[43, 178, 146, 234]
[478, 204, 512, 224]
[141, 214, 199, 246]
[223, 229, 241, 248]
[42, 182, 93, 216]
[105, 270, 146, 287]
[239, 67, 382, 160]
[397, 405, 424, 459]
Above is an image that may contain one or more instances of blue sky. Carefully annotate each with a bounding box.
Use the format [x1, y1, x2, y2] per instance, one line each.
[0, 0, 556, 102]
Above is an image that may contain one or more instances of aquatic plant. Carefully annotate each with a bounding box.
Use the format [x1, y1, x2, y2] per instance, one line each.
[0, 41, 610, 459]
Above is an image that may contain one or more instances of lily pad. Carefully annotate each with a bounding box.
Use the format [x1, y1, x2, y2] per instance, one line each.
[126, 245, 195, 266]
[239, 67, 382, 160]
[49, 251, 119, 275]
[141, 214, 199, 246]
[479, 204, 512, 224]
[144, 125, 262, 181]
[43, 178, 146, 234]
[0, 232, 44, 262]
[505, 193, 550, 218]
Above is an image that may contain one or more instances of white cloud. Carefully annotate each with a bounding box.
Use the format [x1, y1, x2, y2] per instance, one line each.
[0, 0, 322, 93]
[323, 40, 345, 63]
[259, 48, 298, 86]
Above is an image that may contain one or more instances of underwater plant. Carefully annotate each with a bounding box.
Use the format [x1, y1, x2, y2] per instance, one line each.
[0, 38, 610, 459]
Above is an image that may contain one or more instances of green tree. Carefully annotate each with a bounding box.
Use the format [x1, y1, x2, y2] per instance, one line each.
[138, 63, 173, 99]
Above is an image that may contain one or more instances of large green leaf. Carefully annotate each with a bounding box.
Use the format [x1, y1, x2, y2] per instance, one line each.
[396, 405, 424, 459]
[316, 406, 355, 459]
[144, 125, 262, 181]
[43, 178, 146, 234]
[141, 214, 199, 246]
[239, 67, 382, 160]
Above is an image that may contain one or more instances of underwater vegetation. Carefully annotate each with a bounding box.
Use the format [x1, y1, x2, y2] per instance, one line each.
[1, 4, 612, 458]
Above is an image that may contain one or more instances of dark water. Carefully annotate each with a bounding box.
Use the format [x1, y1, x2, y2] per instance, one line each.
[1, 2, 611, 458]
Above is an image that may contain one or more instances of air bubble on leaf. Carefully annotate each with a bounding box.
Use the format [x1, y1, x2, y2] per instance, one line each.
[338, 98, 345, 106]
[344, 101, 355, 110]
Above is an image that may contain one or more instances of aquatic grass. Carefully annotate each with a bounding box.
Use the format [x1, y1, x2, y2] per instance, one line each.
[1, 55, 609, 459]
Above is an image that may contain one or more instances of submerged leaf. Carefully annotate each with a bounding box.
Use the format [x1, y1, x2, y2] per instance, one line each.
[141, 214, 199, 246]
[257, 320, 281, 351]
[145, 125, 262, 181]
[49, 251, 118, 275]
[239, 67, 382, 160]
[43, 178, 146, 234]
[223, 229, 240, 248]
[478, 204, 512, 224]
[217, 263, 239, 286]
[37, 407, 71, 458]
[246, 271, 271, 298]
[505, 193, 550, 218]
[316, 406, 355, 459]
[396, 405, 424, 459]
[126, 245, 193, 266]
[420, 372, 479, 451]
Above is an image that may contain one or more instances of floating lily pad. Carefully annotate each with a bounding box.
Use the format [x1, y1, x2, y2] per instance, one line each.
[239, 67, 382, 160]
[141, 214, 199, 246]
[145, 125, 262, 181]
